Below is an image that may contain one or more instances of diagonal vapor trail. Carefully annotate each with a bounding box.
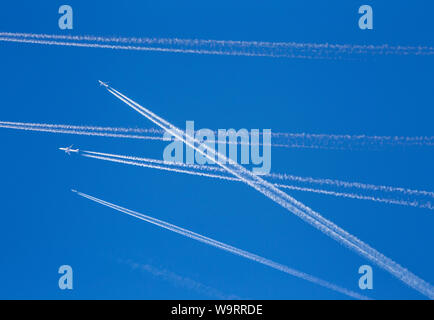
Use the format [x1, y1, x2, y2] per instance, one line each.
[72, 189, 369, 300]
[102, 83, 434, 299]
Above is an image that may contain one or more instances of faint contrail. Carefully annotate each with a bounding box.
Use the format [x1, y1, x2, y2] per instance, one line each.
[81, 150, 434, 210]
[73, 189, 369, 300]
[121, 259, 240, 300]
[103, 83, 434, 299]
[1, 31, 434, 58]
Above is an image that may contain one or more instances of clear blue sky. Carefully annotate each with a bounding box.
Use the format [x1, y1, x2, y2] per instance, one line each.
[0, 1, 433, 299]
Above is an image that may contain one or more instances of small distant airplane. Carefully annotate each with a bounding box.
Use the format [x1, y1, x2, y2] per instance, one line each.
[98, 80, 109, 88]
[59, 145, 79, 155]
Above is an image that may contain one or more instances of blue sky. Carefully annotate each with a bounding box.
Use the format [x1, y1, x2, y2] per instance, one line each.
[0, 1, 433, 299]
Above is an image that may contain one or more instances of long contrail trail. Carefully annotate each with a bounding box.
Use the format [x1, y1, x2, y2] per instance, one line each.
[2, 120, 434, 149]
[0, 123, 166, 141]
[82, 153, 240, 181]
[0, 121, 268, 147]
[2, 31, 434, 54]
[2, 119, 432, 209]
[266, 172, 434, 198]
[272, 133, 434, 150]
[83, 149, 434, 200]
[1, 32, 434, 58]
[83, 150, 225, 173]
[72, 189, 369, 300]
[103, 83, 434, 299]
[0, 120, 162, 134]
[0, 36, 314, 59]
[121, 259, 240, 300]
[81, 150, 434, 210]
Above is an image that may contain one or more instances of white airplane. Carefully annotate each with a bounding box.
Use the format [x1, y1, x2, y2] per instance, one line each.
[59, 145, 79, 155]
[98, 80, 109, 88]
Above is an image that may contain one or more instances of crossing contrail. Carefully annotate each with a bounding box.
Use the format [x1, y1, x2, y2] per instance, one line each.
[72, 189, 369, 300]
[2, 120, 434, 149]
[102, 83, 434, 299]
[1, 31, 434, 58]
[80, 150, 434, 210]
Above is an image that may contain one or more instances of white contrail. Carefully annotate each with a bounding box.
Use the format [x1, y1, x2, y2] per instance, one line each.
[2, 120, 434, 149]
[3, 119, 431, 209]
[271, 133, 434, 150]
[275, 184, 434, 210]
[0, 36, 316, 59]
[82, 153, 240, 182]
[1, 31, 434, 57]
[72, 189, 369, 300]
[0, 120, 162, 134]
[82, 150, 224, 173]
[80, 150, 434, 210]
[2, 31, 434, 54]
[0, 121, 272, 147]
[267, 172, 434, 199]
[0, 123, 166, 141]
[103, 83, 434, 299]
[0, 120, 314, 148]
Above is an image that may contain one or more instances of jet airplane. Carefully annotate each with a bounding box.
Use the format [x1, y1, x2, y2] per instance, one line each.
[59, 145, 79, 155]
[98, 80, 109, 88]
